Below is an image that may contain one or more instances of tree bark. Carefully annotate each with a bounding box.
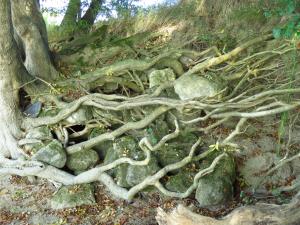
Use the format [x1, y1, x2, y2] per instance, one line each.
[156, 193, 300, 225]
[11, 0, 58, 82]
[0, 0, 26, 159]
[81, 0, 103, 27]
[60, 0, 81, 29]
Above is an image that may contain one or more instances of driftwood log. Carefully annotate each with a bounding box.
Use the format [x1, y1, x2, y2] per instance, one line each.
[156, 193, 300, 225]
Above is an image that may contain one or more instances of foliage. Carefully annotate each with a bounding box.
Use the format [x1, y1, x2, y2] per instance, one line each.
[263, 0, 300, 38]
[239, 191, 254, 205]
[109, 0, 140, 18]
[263, 1, 300, 153]
[230, 5, 266, 23]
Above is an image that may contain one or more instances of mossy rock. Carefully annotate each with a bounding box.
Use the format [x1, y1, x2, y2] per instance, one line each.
[173, 130, 199, 150]
[51, 184, 95, 209]
[148, 68, 176, 88]
[66, 149, 99, 171]
[104, 136, 159, 188]
[195, 176, 233, 208]
[25, 126, 53, 140]
[165, 171, 195, 193]
[154, 143, 188, 168]
[195, 152, 236, 207]
[104, 136, 141, 188]
[126, 157, 160, 187]
[199, 152, 236, 183]
[174, 74, 222, 100]
[145, 119, 170, 145]
[32, 140, 66, 168]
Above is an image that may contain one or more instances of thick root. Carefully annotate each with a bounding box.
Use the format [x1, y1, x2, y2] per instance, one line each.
[156, 194, 300, 225]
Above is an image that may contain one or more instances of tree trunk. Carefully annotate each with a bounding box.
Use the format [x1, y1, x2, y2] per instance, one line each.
[156, 193, 300, 225]
[81, 0, 103, 27]
[60, 0, 81, 29]
[11, 0, 58, 82]
[0, 0, 26, 159]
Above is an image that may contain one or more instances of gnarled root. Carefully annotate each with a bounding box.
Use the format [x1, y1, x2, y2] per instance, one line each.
[156, 193, 300, 225]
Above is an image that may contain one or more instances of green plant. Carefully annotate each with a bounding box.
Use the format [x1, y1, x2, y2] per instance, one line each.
[276, 40, 298, 156]
[12, 190, 28, 200]
[263, 0, 300, 39]
[264, 1, 300, 155]
[239, 191, 254, 205]
[231, 6, 266, 23]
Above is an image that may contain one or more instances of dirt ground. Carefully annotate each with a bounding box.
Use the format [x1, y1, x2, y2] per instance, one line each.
[0, 175, 243, 225]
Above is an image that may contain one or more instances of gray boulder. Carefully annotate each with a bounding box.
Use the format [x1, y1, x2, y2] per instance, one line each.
[51, 184, 95, 209]
[126, 158, 160, 186]
[195, 152, 236, 207]
[32, 140, 66, 168]
[240, 152, 292, 189]
[148, 68, 176, 88]
[174, 74, 220, 100]
[66, 149, 99, 171]
[196, 177, 233, 207]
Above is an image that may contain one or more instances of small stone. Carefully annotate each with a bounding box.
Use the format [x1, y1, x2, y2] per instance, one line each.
[23, 101, 42, 118]
[148, 68, 176, 88]
[66, 149, 99, 171]
[174, 74, 220, 100]
[51, 184, 95, 209]
[32, 140, 66, 168]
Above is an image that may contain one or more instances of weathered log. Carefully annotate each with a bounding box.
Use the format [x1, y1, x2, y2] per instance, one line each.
[156, 193, 300, 225]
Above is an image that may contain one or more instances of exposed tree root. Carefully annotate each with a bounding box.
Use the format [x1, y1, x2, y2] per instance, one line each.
[156, 193, 300, 225]
[1, 34, 300, 219]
